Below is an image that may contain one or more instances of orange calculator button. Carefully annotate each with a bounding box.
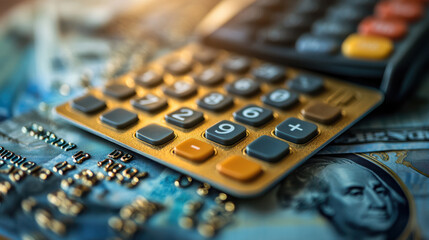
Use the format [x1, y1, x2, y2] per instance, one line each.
[174, 138, 214, 162]
[358, 17, 407, 40]
[376, 1, 423, 22]
[342, 34, 393, 60]
[216, 155, 262, 181]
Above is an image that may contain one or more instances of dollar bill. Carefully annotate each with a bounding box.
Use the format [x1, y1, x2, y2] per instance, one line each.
[0, 111, 427, 240]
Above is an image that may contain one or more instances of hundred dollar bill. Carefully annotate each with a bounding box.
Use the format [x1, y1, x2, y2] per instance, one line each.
[0, 111, 426, 240]
[321, 76, 429, 154]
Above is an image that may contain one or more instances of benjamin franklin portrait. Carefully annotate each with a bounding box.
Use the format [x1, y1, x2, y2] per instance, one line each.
[277, 155, 409, 239]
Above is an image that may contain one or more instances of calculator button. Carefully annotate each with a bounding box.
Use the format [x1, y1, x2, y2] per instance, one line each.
[193, 48, 219, 64]
[194, 68, 225, 86]
[165, 107, 204, 129]
[252, 64, 285, 83]
[261, 89, 299, 109]
[296, 35, 340, 55]
[233, 104, 273, 127]
[225, 78, 260, 97]
[136, 124, 174, 145]
[131, 94, 167, 113]
[197, 92, 234, 112]
[342, 34, 393, 60]
[100, 108, 138, 129]
[165, 59, 193, 75]
[302, 102, 342, 124]
[206, 120, 246, 146]
[275, 117, 318, 144]
[246, 135, 289, 162]
[281, 14, 314, 31]
[287, 74, 324, 94]
[71, 95, 106, 114]
[358, 17, 407, 40]
[222, 56, 251, 74]
[216, 156, 262, 181]
[312, 20, 355, 39]
[328, 5, 370, 23]
[264, 27, 298, 46]
[375, 1, 423, 22]
[163, 81, 197, 99]
[135, 70, 163, 88]
[174, 138, 214, 162]
[103, 84, 135, 100]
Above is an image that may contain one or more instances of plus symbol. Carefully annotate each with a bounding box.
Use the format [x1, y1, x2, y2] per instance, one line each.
[288, 124, 303, 132]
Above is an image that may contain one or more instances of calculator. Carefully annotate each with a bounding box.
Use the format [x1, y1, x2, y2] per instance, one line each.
[56, 43, 383, 197]
[199, 0, 429, 104]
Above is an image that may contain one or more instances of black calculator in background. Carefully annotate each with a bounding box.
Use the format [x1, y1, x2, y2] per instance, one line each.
[198, 0, 429, 104]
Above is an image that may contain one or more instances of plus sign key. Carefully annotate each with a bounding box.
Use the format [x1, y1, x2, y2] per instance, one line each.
[275, 117, 318, 144]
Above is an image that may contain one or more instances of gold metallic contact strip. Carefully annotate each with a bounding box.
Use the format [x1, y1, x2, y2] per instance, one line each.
[56, 44, 383, 197]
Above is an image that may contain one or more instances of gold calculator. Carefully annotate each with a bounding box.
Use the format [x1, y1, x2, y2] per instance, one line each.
[56, 43, 383, 197]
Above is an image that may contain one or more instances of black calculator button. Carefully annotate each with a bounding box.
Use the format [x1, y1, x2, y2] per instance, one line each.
[206, 120, 246, 146]
[225, 78, 260, 97]
[275, 117, 318, 144]
[328, 5, 369, 23]
[193, 48, 219, 65]
[197, 92, 234, 112]
[165, 107, 204, 129]
[312, 20, 355, 39]
[100, 108, 138, 129]
[131, 94, 167, 113]
[287, 74, 324, 94]
[233, 104, 273, 127]
[265, 28, 298, 46]
[194, 68, 224, 86]
[71, 95, 106, 114]
[296, 35, 340, 55]
[135, 70, 163, 88]
[222, 56, 251, 74]
[252, 64, 286, 83]
[295, 0, 327, 15]
[246, 135, 289, 162]
[165, 59, 193, 75]
[163, 81, 197, 99]
[103, 84, 135, 100]
[281, 14, 314, 31]
[136, 124, 174, 145]
[261, 89, 299, 109]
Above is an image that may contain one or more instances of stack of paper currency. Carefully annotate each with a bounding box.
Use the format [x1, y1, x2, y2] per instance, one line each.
[0, 1, 427, 239]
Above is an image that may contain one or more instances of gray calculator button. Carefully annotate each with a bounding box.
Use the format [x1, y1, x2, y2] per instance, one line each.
[164, 59, 193, 75]
[265, 27, 298, 46]
[131, 94, 167, 113]
[225, 78, 260, 97]
[233, 104, 273, 127]
[136, 124, 174, 145]
[206, 120, 246, 146]
[287, 74, 324, 94]
[194, 68, 225, 86]
[252, 64, 286, 83]
[296, 34, 340, 55]
[193, 48, 218, 64]
[312, 20, 355, 38]
[163, 81, 197, 99]
[275, 117, 318, 144]
[261, 88, 299, 109]
[197, 92, 234, 112]
[246, 135, 289, 162]
[135, 70, 163, 88]
[222, 56, 251, 74]
[165, 107, 204, 129]
[71, 95, 106, 114]
[100, 108, 138, 129]
[103, 84, 135, 100]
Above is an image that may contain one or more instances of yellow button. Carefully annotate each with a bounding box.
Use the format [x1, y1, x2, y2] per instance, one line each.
[216, 155, 262, 181]
[174, 138, 214, 162]
[342, 34, 393, 60]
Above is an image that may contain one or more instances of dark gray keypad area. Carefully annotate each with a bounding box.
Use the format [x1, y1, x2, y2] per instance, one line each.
[100, 108, 138, 129]
[275, 117, 318, 144]
[103, 84, 135, 100]
[206, 120, 246, 146]
[71, 95, 106, 114]
[136, 124, 174, 145]
[246, 135, 289, 162]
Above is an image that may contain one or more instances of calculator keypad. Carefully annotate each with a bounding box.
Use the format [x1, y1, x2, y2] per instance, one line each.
[103, 84, 135, 100]
[57, 44, 383, 197]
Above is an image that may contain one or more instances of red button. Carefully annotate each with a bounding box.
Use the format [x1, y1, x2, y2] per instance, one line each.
[376, 1, 424, 22]
[358, 17, 407, 40]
